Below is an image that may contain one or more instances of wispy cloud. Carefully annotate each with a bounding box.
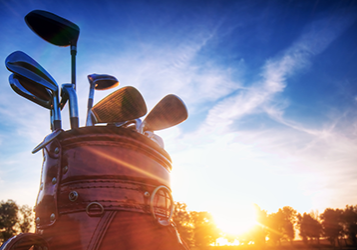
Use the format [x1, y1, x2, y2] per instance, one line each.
[167, 10, 357, 214]
[205, 11, 357, 132]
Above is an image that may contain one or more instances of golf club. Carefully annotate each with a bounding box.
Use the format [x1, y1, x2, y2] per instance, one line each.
[9, 74, 56, 131]
[87, 86, 147, 126]
[9, 74, 52, 109]
[86, 74, 119, 126]
[139, 94, 188, 133]
[25, 10, 80, 91]
[60, 84, 79, 129]
[6, 51, 61, 130]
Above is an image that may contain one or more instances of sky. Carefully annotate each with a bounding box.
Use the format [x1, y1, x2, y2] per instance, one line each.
[0, 0, 357, 235]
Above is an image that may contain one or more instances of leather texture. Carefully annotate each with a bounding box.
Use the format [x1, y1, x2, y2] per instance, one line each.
[33, 126, 187, 250]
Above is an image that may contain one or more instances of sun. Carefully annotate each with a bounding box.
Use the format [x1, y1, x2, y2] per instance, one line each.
[213, 204, 257, 236]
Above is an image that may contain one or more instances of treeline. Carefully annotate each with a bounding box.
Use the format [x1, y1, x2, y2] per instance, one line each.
[173, 202, 357, 248]
[0, 200, 33, 244]
[2, 199, 357, 249]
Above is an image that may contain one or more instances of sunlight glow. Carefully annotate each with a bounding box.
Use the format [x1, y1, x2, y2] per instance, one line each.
[214, 204, 257, 236]
[215, 238, 240, 246]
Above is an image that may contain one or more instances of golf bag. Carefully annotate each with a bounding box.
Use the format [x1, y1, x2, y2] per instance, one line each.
[1, 126, 188, 250]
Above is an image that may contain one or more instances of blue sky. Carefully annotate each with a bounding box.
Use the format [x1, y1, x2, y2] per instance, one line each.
[0, 0, 357, 234]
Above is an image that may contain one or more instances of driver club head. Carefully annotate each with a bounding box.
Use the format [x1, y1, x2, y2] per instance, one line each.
[25, 10, 80, 91]
[88, 86, 147, 125]
[25, 10, 79, 47]
[140, 94, 188, 132]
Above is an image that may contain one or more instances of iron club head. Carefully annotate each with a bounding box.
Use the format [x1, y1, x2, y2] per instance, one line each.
[140, 94, 188, 133]
[9, 74, 52, 109]
[5, 51, 61, 130]
[87, 86, 147, 126]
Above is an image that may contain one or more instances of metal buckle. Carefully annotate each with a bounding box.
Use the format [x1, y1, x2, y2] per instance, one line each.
[150, 185, 174, 226]
[86, 202, 104, 217]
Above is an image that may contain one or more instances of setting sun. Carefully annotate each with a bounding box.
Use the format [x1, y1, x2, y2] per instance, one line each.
[213, 204, 257, 236]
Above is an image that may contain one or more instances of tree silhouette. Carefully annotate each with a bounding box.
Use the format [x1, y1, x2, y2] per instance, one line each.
[18, 205, 33, 234]
[341, 205, 357, 246]
[0, 200, 18, 243]
[266, 211, 283, 245]
[191, 211, 220, 247]
[266, 206, 296, 245]
[297, 212, 322, 245]
[320, 208, 343, 247]
[250, 204, 268, 247]
[0, 200, 34, 244]
[173, 202, 193, 246]
[281, 206, 297, 244]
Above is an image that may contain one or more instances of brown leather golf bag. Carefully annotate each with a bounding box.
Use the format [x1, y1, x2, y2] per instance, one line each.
[1, 126, 188, 250]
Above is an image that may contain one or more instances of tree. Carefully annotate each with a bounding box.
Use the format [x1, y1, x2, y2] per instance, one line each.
[281, 206, 297, 243]
[18, 205, 33, 233]
[266, 206, 297, 245]
[0, 200, 34, 244]
[0, 200, 18, 243]
[250, 204, 268, 247]
[297, 212, 322, 245]
[266, 211, 283, 245]
[173, 202, 193, 246]
[320, 208, 343, 247]
[191, 211, 220, 247]
[341, 205, 357, 246]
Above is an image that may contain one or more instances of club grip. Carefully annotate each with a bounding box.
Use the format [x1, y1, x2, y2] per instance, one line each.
[53, 120, 62, 130]
[70, 117, 79, 129]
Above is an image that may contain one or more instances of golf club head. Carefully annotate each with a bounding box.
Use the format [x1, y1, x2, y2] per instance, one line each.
[89, 86, 147, 125]
[25, 10, 79, 47]
[86, 74, 119, 126]
[88, 74, 119, 90]
[9, 74, 52, 109]
[6, 51, 58, 92]
[60, 84, 79, 129]
[141, 94, 188, 132]
[5, 51, 61, 130]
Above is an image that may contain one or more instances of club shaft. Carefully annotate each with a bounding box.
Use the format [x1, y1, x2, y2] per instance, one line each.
[86, 85, 95, 126]
[71, 46, 77, 91]
[52, 94, 62, 130]
[63, 84, 79, 129]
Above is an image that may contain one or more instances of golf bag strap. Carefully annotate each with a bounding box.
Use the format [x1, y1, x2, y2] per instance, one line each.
[0, 233, 49, 250]
[87, 211, 117, 250]
[85, 215, 188, 250]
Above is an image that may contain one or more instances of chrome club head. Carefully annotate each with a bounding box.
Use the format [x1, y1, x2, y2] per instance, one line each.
[9, 74, 52, 109]
[139, 94, 188, 133]
[5, 51, 61, 130]
[87, 86, 147, 126]
[86, 74, 119, 126]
